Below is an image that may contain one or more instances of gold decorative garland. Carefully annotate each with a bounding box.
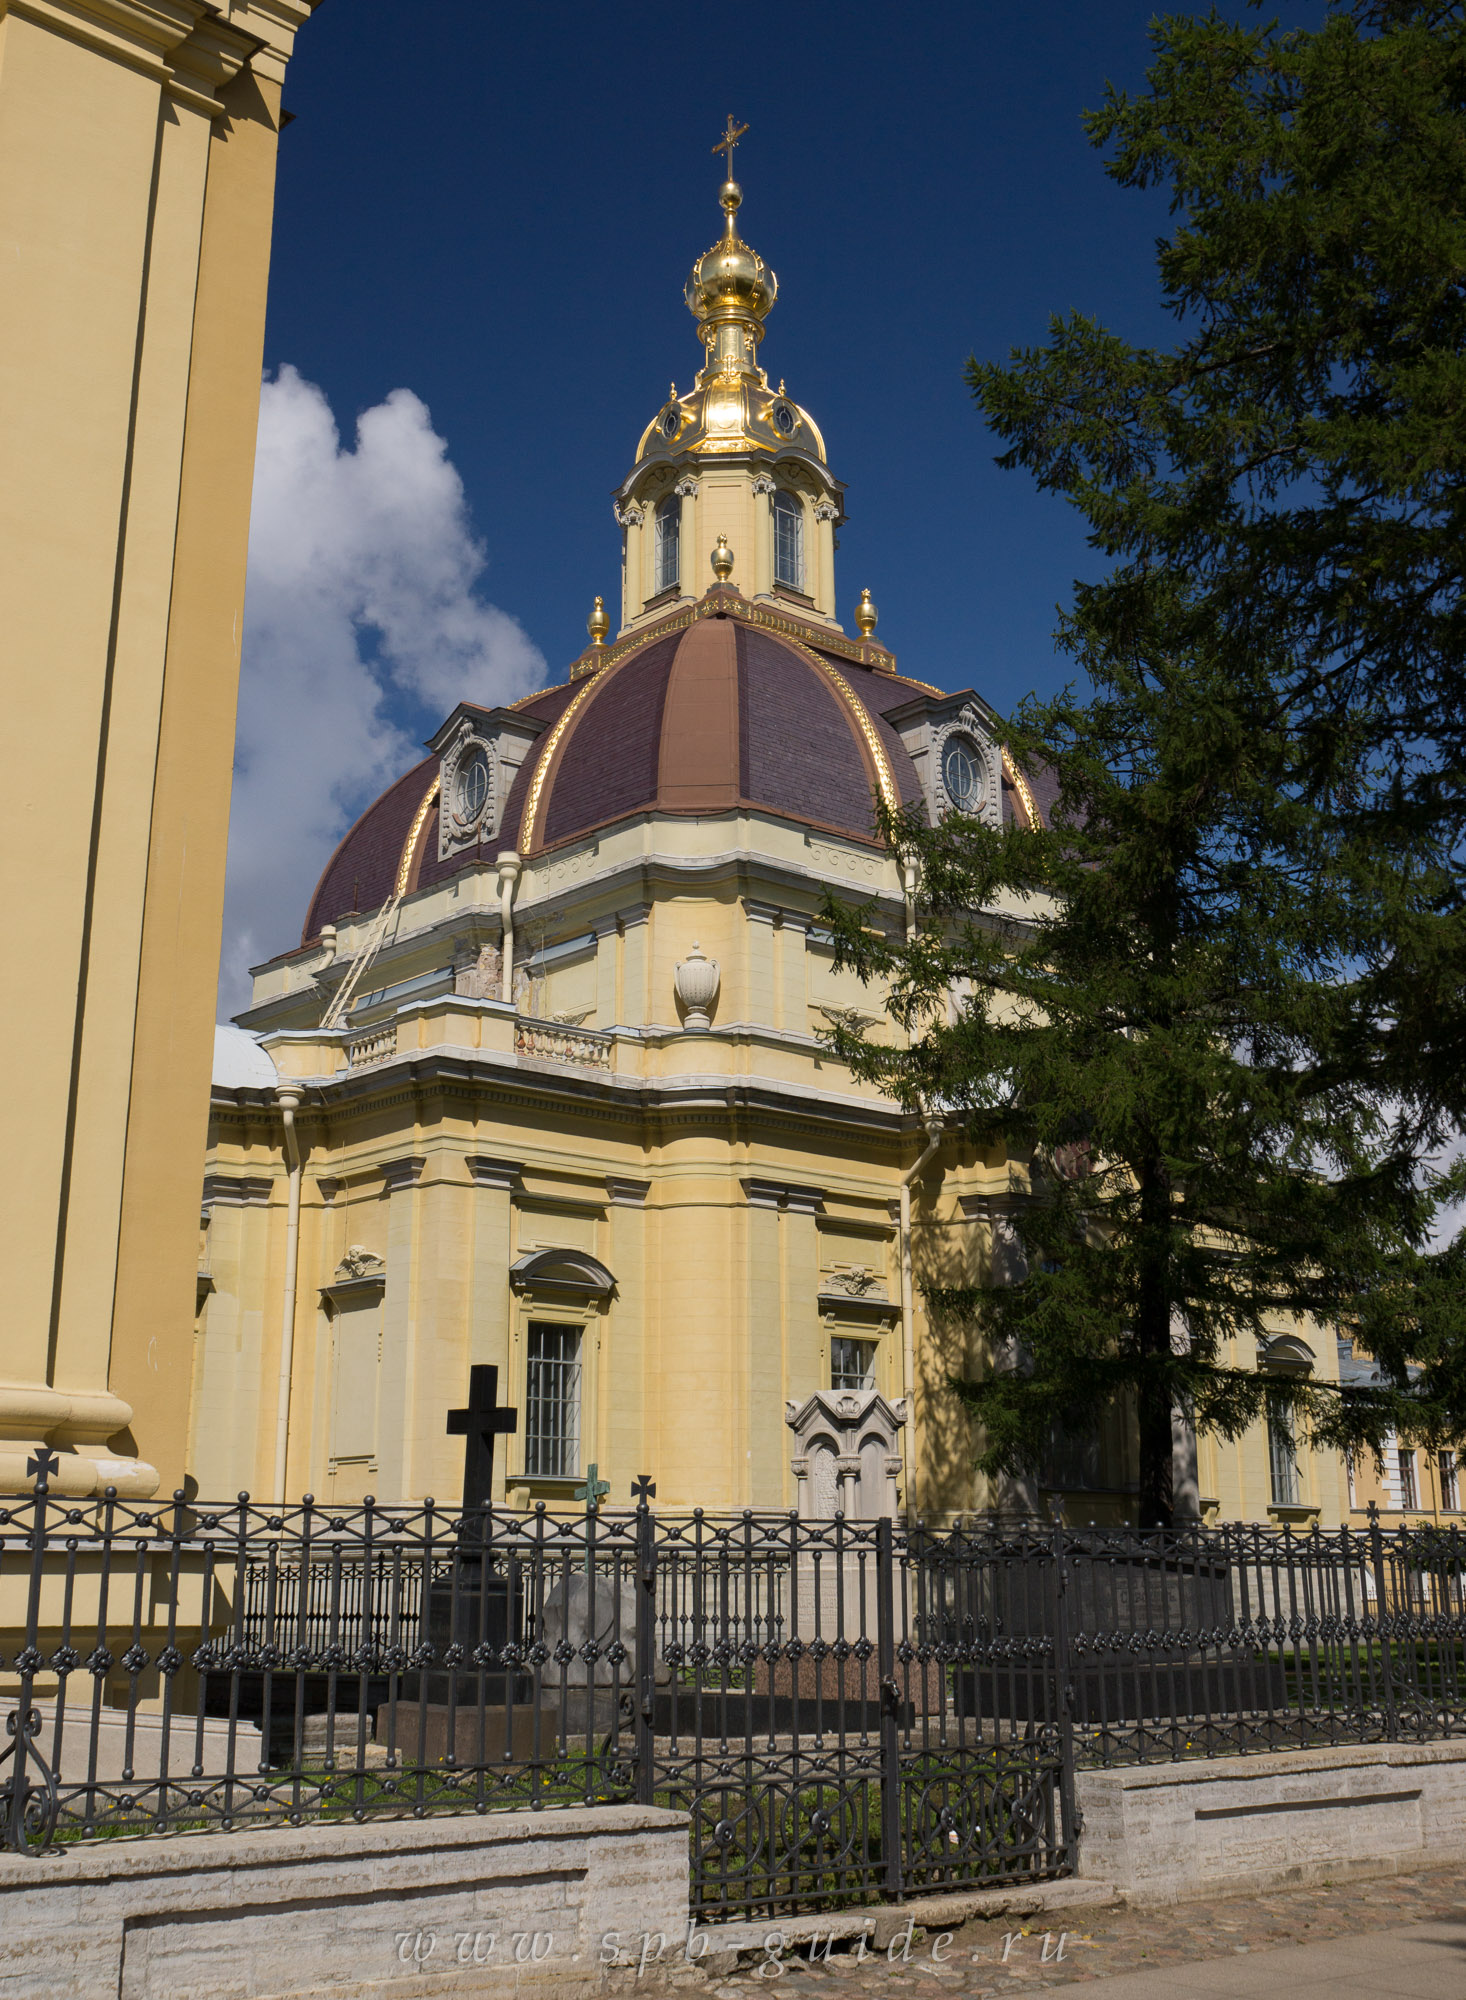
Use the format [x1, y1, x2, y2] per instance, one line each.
[518, 674, 607, 853]
[395, 779, 442, 897]
[1001, 748, 1042, 830]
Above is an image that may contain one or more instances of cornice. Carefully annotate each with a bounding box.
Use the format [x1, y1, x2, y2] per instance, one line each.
[519, 840, 904, 927]
[744, 1177, 825, 1215]
[226, 0, 316, 84]
[8, 2, 263, 114]
[319, 1271, 386, 1309]
[240, 838, 905, 1026]
[256, 1038, 911, 1136]
[200, 1171, 273, 1211]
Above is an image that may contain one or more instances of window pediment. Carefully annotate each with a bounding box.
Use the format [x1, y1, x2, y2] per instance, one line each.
[509, 1249, 615, 1300]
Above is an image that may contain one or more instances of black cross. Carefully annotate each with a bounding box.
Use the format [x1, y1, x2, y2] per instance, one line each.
[446, 1365, 518, 1514]
[631, 1474, 656, 1509]
[27, 1447, 60, 1491]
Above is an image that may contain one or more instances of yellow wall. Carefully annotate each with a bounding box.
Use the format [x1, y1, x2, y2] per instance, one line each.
[199, 819, 1352, 1527]
[0, 0, 316, 1497]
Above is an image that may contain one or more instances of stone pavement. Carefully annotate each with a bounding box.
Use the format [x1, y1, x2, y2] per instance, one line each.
[697, 1867, 1466, 1996]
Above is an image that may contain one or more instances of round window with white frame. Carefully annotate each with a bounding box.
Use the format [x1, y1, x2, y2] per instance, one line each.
[451, 745, 492, 830]
[941, 734, 984, 814]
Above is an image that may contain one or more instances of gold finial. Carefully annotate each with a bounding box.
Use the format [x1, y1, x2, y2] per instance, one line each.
[587, 594, 610, 646]
[713, 115, 748, 181]
[711, 535, 734, 582]
[855, 587, 878, 638]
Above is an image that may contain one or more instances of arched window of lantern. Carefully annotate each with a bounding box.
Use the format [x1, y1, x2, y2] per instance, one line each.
[773, 488, 804, 591]
[654, 495, 679, 594]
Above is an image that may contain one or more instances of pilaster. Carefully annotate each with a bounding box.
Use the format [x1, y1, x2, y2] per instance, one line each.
[618, 902, 652, 1026]
[742, 899, 779, 1029]
[744, 1179, 824, 1508]
[813, 500, 838, 620]
[466, 1156, 519, 1504]
[675, 476, 699, 606]
[373, 1157, 424, 1502]
[751, 474, 775, 599]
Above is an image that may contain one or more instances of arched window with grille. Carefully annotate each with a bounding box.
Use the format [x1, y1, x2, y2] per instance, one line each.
[773, 488, 804, 591]
[653, 495, 679, 595]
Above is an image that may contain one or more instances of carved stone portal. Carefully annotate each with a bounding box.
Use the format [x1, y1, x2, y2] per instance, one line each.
[785, 1388, 907, 1521]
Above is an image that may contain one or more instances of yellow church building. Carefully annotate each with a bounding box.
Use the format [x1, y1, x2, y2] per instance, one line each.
[194, 160, 1353, 1529]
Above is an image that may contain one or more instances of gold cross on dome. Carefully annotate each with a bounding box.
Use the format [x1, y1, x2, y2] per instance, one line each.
[713, 115, 748, 179]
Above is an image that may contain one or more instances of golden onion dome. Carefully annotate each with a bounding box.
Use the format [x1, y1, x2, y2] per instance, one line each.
[685, 180, 777, 329]
[630, 142, 829, 470]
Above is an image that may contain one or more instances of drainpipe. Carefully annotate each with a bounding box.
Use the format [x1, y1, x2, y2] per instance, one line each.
[497, 851, 522, 1005]
[899, 1111, 945, 1520]
[271, 1085, 304, 1506]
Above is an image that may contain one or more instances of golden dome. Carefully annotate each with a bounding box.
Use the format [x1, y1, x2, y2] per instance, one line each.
[631, 137, 827, 469]
[685, 180, 777, 332]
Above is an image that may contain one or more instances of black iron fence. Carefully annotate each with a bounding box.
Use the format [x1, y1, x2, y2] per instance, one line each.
[2, 1482, 1464, 1916]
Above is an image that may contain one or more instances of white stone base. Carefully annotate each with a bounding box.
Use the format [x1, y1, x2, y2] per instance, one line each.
[1077, 1739, 1466, 1902]
[0, 1804, 689, 1999]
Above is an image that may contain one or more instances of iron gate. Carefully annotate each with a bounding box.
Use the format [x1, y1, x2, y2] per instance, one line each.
[635, 1512, 1074, 1916]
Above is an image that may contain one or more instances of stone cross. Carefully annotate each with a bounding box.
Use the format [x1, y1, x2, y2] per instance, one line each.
[575, 1462, 611, 1577]
[445, 1364, 518, 1514]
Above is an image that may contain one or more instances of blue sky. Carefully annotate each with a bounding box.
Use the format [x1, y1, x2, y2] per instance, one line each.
[224, 0, 1323, 1002]
[263, 0, 1186, 698]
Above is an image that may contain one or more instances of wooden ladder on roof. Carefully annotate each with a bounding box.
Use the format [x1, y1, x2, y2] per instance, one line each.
[319, 777, 441, 1033]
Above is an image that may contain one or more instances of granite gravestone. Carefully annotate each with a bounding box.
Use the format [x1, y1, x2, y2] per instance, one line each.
[401, 1367, 533, 1763]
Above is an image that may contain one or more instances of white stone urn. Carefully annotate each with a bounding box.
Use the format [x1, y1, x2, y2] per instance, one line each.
[674, 940, 720, 1030]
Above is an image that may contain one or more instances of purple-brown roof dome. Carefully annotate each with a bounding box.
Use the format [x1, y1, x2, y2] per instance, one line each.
[516, 619, 924, 854]
[301, 609, 1045, 945]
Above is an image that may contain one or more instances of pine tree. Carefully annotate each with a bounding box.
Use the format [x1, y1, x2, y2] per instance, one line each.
[824, 1, 1466, 1524]
[824, 609, 1434, 1527]
[971, 0, 1466, 1137]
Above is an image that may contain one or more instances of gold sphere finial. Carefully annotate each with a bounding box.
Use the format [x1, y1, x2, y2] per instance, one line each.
[855, 587, 878, 638]
[711, 535, 734, 583]
[587, 594, 610, 646]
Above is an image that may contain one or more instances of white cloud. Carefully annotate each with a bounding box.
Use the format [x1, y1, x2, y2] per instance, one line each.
[218, 367, 544, 1014]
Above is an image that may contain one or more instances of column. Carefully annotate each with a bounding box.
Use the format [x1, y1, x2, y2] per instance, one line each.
[0, 0, 316, 1500]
